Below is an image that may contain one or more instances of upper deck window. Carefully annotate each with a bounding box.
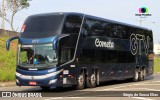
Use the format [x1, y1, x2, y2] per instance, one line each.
[82, 17, 111, 38]
[20, 14, 64, 38]
[62, 15, 82, 34]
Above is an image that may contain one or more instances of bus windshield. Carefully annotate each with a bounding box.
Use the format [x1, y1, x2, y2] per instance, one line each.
[18, 43, 57, 68]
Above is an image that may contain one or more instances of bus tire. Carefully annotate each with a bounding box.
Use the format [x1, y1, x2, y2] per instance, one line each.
[133, 69, 139, 82]
[90, 71, 97, 88]
[40, 86, 50, 90]
[87, 70, 97, 88]
[138, 68, 145, 81]
[75, 72, 85, 90]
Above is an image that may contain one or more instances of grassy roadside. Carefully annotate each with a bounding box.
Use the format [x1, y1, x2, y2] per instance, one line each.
[0, 37, 17, 82]
[154, 56, 160, 73]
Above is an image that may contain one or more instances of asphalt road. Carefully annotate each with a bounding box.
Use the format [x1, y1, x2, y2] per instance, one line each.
[0, 74, 160, 100]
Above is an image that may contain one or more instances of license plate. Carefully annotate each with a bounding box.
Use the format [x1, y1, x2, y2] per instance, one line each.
[29, 82, 37, 85]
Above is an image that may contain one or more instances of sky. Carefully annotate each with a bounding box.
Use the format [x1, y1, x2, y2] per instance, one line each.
[0, 0, 160, 43]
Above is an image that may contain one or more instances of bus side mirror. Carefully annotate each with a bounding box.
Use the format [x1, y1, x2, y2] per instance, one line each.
[6, 36, 19, 51]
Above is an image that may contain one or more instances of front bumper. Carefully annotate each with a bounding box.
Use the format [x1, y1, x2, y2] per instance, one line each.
[16, 68, 64, 87]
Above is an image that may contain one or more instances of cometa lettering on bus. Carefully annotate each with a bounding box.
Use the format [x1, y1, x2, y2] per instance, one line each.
[95, 38, 114, 48]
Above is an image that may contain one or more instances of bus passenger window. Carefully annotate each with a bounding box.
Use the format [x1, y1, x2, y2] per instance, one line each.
[111, 25, 118, 38]
[60, 48, 71, 64]
[117, 25, 126, 38]
[79, 49, 95, 64]
[82, 18, 108, 38]
[103, 22, 112, 37]
[63, 15, 82, 34]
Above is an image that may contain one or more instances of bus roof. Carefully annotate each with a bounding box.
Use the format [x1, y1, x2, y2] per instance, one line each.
[28, 12, 151, 31]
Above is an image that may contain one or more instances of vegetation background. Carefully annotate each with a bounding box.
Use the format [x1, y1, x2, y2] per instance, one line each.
[0, 36, 17, 81]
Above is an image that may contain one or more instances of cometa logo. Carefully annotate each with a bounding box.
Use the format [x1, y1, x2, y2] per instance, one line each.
[95, 38, 114, 48]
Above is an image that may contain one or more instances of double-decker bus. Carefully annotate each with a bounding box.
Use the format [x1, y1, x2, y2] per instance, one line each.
[6, 12, 154, 90]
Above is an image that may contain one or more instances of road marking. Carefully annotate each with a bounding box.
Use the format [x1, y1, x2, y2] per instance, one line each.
[154, 81, 160, 83]
[97, 81, 160, 91]
[132, 97, 155, 100]
[140, 88, 160, 91]
[97, 84, 141, 91]
[97, 85, 132, 91]
[105, 88, 160, 91]
[140, 84, 160, 85]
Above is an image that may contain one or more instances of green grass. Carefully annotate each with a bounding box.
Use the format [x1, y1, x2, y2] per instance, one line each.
[0, 37, 17, 82]
[154, 56, 160, 73]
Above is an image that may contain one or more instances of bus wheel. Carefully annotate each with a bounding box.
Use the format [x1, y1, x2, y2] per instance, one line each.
[138, 68, 145, 81]
[133, 69, 139, 82]
[87, 71, 97, 88]
[90, 71, 97, 88]
[40, 86, 50, 90]
[75, 73, 85, 90]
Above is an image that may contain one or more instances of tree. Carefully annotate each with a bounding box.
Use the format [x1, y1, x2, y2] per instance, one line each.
[0, 3, 10, 28]
[5, 0, 29, 31]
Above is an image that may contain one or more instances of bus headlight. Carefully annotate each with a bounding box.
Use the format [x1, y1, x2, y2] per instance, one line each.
[16, 79, 19, 83]
[49, 79, 57, 84]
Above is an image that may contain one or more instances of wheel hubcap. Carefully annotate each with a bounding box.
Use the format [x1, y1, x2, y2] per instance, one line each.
[78, 75, 84, 86]
[91, 74, 96, 84]
[135, 71, 138, 79]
